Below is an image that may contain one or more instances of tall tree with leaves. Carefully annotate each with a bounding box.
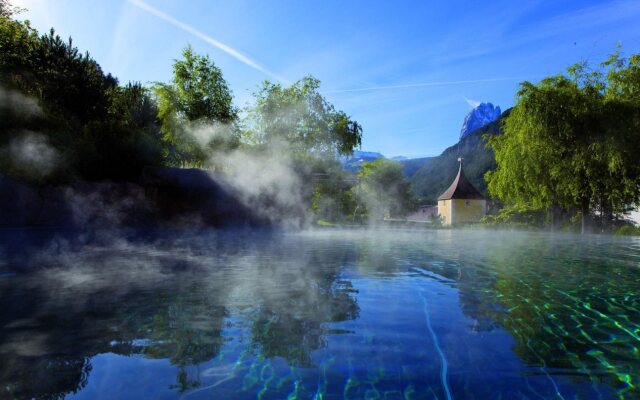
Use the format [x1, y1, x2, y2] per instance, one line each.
[247, 76, 362, 158]
[154, 45, 239, 167]
[486, 50, 640, 232]
[244, 75, 363, 224]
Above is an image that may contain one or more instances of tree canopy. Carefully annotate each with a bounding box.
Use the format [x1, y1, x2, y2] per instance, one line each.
[1, 10, 163, 182]
[247, 76, 362, 158]
[486, 49, 640, 231]
[153, 45, 239, 167]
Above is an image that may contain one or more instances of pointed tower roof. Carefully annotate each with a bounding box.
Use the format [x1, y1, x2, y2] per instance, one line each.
[438, 160, 484, 200]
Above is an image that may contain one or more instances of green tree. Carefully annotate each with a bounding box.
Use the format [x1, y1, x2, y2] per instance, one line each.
[355, 158, 415, 221]
[1, 9, 164, 182]
[486, 51, 640, 233]
[245, 75, 363, 223]
[604, 48, 640, 105]
[247, 75, 362, 157]
[154, 46, 239, 167]
[93, 82, 163, 180]
[0, 4, 36, 84]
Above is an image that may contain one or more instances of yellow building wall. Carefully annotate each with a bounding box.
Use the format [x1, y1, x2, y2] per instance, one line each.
[451, 199, 486, 224]
[438, 200, 452, 225]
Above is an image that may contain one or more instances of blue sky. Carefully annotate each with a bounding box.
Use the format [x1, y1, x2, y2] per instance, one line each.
[11, 0, 640, 157]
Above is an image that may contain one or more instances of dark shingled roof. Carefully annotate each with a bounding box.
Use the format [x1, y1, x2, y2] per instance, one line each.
[438, 163, 484, 200]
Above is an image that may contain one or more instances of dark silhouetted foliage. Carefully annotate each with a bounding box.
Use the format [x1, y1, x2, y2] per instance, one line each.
[0, 13, 164, 182]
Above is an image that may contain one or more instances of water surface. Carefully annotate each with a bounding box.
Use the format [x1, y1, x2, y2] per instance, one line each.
[0, 228, 639, 399]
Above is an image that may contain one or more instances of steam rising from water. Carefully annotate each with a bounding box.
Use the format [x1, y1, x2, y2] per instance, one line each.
[175, 116, 317, 226]
[218, 144, 307, 224]
[2, 229, 640, 399]
[0, 87, 59, 179]
[186, 122, 306, 224]
[0, 86, 41, 118]
[6, 132, 60, 179]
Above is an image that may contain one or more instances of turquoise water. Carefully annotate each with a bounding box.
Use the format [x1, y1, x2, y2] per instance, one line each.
[0, 228, 639, 399]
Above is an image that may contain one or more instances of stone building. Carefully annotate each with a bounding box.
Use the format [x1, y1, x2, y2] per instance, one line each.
[437, 160, 486, 225]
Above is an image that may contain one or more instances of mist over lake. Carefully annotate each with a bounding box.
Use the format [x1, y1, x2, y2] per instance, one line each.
[1, 228, 638, 399]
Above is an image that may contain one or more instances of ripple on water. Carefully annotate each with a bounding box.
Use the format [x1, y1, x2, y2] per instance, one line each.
[0, 229, 639, 399]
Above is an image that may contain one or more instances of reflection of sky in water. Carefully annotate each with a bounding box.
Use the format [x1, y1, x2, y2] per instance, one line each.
[1, 229, 639, 399]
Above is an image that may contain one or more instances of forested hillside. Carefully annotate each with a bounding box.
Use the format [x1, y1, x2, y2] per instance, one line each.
[407, 110, 509, 204]
[399, 156, 433, 178]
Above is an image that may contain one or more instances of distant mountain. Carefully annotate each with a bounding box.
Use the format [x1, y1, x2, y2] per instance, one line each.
[341, 151, 437, 174]
[341, 106, 508, 202]
[460, 102, 501, 139]
[409, 109, 510, 204]
[340, 150, 385, 172]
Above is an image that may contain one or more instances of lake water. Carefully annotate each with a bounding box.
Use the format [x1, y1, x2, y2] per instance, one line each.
[0, 228, 639, 399]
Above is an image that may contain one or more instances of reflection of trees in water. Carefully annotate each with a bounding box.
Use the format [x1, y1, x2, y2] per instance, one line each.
[0, 278, 228, 399]
[0, 356, 91, 400]
[5, 230, 637, 398]
[134, 286, 228, 366]
[477, 236, 640, 398]
[348, 230, 640, 397]
[251, 278, 359, 366]
[247, 239, 360, 367]
[351, 232, 501, 331]
[0, 231, 361, 398]
[0, 281, 93, 400]
[0, 240, 232, 398]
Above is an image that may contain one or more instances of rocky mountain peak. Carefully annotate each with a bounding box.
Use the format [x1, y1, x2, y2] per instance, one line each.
[460, 102, 501, 139]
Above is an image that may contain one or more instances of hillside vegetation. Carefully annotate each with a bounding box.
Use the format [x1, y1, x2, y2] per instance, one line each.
[407, 110, 508, 204]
